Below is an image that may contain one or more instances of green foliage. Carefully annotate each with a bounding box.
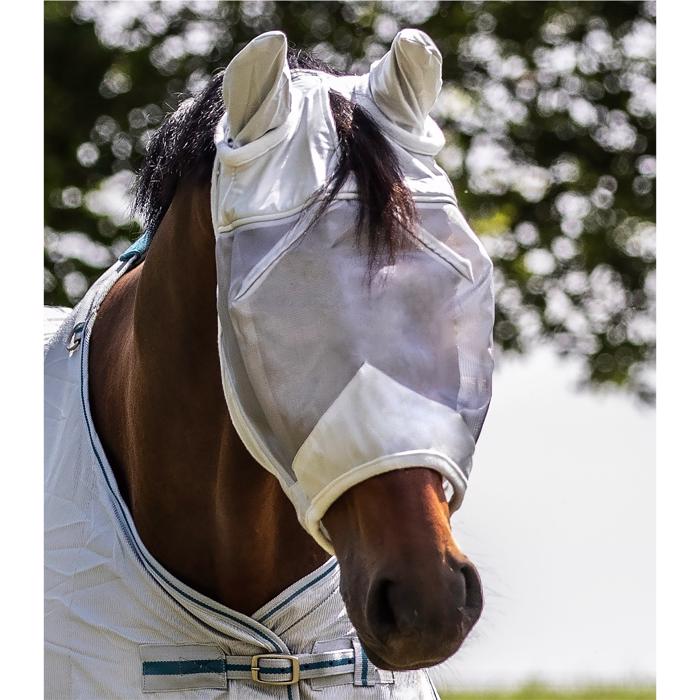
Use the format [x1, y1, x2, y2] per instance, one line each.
[44, 1, 656, 402]
[439, 684, 655, 700]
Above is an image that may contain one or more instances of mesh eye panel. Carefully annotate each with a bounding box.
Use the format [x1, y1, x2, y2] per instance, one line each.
[217, 199, 493, 483]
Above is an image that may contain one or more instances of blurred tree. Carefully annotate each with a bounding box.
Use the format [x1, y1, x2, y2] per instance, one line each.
[44, 0, 656, 403]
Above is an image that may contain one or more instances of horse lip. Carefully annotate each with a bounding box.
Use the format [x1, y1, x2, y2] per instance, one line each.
[357, 635, 449, 672]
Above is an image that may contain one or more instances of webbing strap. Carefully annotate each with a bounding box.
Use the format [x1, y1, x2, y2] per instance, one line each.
[139, 640, 388, 692]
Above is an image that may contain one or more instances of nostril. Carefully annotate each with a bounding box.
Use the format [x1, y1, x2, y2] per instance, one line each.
[461, 562, 483, 625]
[367, 578, 397, 638]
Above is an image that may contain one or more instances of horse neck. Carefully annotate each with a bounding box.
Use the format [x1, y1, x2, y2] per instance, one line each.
[89, 181, 328, 615]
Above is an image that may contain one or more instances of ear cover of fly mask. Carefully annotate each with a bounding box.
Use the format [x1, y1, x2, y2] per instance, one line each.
[223, 31, 292, 147]
[368, 28, 443, 134]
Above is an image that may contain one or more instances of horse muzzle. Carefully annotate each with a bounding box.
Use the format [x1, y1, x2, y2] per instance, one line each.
[323, 468, 484, 671]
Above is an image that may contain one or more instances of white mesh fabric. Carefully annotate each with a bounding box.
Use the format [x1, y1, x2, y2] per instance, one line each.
[215, 197, 494, 550]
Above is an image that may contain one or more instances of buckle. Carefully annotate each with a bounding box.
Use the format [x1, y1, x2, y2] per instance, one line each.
[250, 654, 300, 686]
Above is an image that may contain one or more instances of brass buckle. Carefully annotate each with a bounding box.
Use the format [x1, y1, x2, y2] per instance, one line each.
[250, 654, 300, 686]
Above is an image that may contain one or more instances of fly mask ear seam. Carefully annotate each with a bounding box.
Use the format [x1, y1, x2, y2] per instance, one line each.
[214, 88, 303, 169]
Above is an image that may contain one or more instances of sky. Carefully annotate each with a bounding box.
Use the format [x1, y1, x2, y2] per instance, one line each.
[430, 348, 655, 690]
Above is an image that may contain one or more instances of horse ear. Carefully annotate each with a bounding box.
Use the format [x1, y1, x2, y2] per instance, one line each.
[368, 29, 443, 133]
[223, 31, 291, 147]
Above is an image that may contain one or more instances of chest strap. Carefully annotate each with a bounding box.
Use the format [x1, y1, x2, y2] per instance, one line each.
[139, 640, 392, 692]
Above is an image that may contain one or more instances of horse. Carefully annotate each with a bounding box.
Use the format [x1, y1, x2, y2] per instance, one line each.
[44, 29, 495, 698]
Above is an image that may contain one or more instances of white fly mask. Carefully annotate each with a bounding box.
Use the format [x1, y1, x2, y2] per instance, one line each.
[211, 30, 495, 552]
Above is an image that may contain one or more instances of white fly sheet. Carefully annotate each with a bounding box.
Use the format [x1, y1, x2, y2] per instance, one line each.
[44, 264, 437, 698]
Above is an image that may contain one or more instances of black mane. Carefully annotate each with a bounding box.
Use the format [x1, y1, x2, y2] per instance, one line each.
[132, 49, 415, 269]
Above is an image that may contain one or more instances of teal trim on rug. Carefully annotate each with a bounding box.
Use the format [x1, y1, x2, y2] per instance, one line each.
[119, 229, 153, 262]
[143, 659, 225, 676]
[257, 559, 338, 623]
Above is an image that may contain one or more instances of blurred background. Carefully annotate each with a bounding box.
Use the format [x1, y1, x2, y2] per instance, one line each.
[44, 2, 655, 697]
